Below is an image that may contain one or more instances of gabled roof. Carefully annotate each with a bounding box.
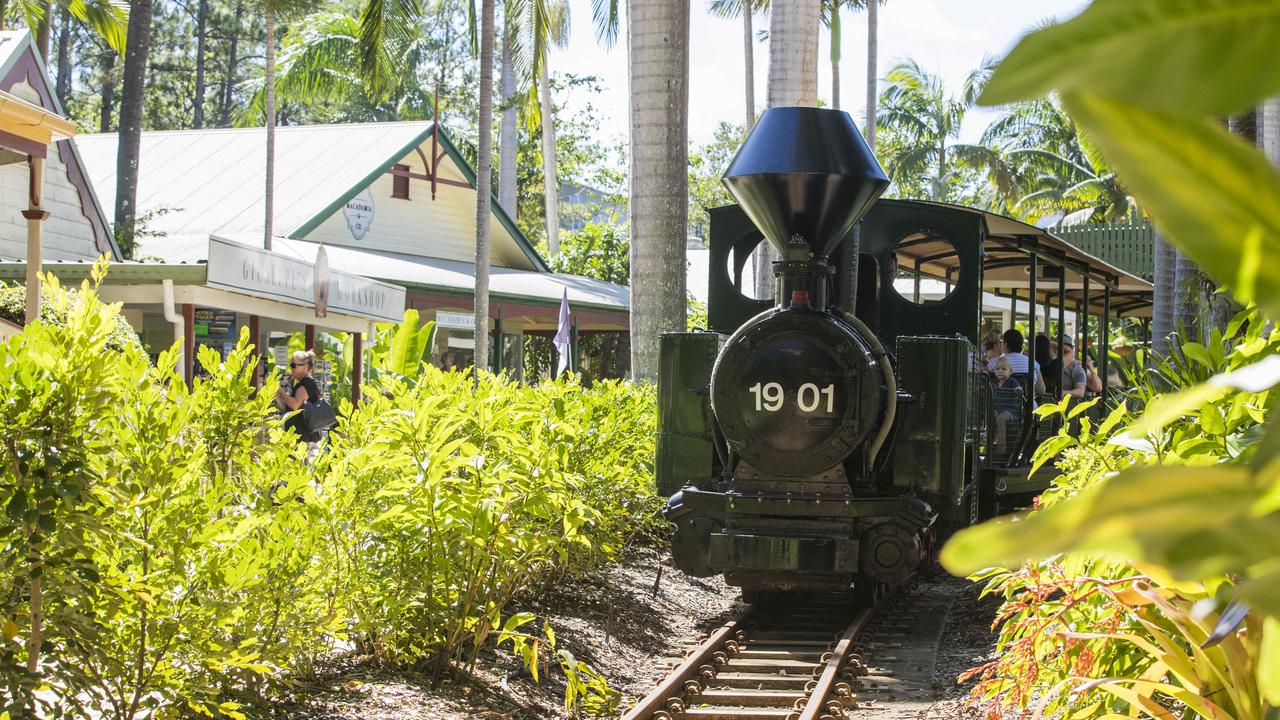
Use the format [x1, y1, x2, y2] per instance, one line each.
[74, 121, 547, 271]
[0, 30, 120, 259]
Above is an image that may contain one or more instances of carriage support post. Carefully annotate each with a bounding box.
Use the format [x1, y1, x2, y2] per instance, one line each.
[1101, 286, 1111, 406]
[1056, 271, 1066, 398]
[1027, 255, 1037, 420]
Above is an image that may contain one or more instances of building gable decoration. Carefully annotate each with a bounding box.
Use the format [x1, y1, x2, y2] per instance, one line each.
[343, 189, 374, 241]
[0, 31, 120, 260]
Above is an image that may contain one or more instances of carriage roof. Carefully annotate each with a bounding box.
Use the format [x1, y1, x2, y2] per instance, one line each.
[879, 200, 1153, 319]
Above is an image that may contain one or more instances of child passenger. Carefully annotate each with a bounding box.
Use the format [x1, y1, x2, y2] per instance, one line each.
[992, 356, 1022, 449]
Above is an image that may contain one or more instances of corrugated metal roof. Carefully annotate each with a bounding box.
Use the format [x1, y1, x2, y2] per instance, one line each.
[76, 122, 435, 240]
[248, 235, 628, 312]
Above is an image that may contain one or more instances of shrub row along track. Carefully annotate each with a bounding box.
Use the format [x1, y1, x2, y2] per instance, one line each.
[621, 591, 887, 720]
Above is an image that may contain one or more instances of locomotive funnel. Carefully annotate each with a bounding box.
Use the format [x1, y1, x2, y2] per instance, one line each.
[723, 107, 889, 258]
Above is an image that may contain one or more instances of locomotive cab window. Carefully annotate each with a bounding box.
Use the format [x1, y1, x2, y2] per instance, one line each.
[889, 233, 961, 305]
[725, 236, 773, 302]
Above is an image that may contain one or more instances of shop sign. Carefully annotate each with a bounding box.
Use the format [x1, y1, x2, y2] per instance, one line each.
[344, 190, 374, 241]
[435, 310, 476, 331]
[207, 237, 406, 322]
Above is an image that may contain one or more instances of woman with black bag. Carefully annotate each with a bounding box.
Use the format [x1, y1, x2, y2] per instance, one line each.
[276, 350, 329, 452]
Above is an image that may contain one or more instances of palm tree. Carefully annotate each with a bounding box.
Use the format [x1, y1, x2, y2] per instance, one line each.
[708, 0, 764, 126]
[247, 11, 423, 119]
[498, 8, 519, 216]
[745, 0, 818, 301]
[875, 58, 997, 202]
[473, 0, 497, 372]
[821, 0, 865, 110]
[628, 0, 689, 381]
[257, 0, 319, 250]
[3, 0, 127, 60]
[114, 0, 153, 258]
[863, 0, 876, 148]
[766, 0, 817, 106]
[1152, 231, 1176, 354]
[978, 95, 1135, 224]
[1263, 98, 1280, 168]
[532, 0, 570, 256]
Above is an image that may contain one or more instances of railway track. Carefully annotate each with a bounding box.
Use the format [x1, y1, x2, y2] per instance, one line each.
[620, 592, 884, 720]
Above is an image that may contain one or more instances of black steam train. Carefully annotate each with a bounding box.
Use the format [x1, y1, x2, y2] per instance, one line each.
[657, 106, 1148, 598]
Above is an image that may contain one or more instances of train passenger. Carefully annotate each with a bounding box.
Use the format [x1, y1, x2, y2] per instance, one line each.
[982, 332, 1004, 365]
[987, 329, 1046, 395]
[1035, 333, 1054, 371]
[1058, 338, 1088, 399]
[991, 356, 1022, 448]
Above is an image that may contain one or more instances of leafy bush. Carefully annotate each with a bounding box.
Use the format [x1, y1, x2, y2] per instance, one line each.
[946, 308, 1277, 718]
[0, 279, 143, 354]
[0, 268, 657, 718]
[942, 3, 1280, 718]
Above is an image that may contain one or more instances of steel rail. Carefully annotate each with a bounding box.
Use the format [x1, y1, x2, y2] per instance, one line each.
[796, 605, 874, 720]
[620, 609, 754, 720]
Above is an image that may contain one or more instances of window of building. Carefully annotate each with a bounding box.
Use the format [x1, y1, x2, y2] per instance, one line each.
[392, 164, 410, 199]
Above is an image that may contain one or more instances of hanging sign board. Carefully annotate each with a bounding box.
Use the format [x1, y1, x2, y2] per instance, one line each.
[206, 237, 405, 322]
[314, 245, 331, 318]
[434, 310, 477, 331]
[344, 190, 374, 241]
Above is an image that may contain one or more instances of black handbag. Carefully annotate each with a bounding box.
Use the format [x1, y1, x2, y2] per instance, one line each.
[301, 398, 337, 433]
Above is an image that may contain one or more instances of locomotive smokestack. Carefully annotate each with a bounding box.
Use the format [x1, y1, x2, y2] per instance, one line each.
[722, 107, 889, 259]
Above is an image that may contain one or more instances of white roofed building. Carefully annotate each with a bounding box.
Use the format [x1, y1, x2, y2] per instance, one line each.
[75, 121, 629, 378]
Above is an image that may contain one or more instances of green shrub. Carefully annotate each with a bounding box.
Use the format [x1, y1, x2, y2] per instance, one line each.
[0, 269, 656, 718]
[945, 308, 1279, 719]
[0, 278, 143, 354]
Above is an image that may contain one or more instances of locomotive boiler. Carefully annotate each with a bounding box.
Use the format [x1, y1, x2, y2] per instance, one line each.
[659, 107, 986, 599]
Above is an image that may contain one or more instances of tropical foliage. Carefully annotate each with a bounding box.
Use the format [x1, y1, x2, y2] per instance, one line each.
[874, 57, 998, 203]
[0, 268, 658, 718]
[978, 95, 1135, 225]
[942, 1, 1280, 716]
[949, 313, 1277, 717]
[0, 280, 142, 353]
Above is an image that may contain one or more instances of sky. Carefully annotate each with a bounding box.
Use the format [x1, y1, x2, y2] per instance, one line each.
[551, 0, 1091, 150]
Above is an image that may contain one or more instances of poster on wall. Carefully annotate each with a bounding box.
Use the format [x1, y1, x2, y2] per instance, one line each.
[194, 308, 237, 361]
[344, 190, 374, 241]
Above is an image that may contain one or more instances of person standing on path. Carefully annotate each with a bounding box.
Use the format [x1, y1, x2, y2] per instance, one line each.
[276, 349, 322, 444]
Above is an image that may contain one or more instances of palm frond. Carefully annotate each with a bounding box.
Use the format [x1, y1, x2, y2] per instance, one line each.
[590, 0, 618, 48]
[356, 0, 423, 82]
[62, 0, 128, 53]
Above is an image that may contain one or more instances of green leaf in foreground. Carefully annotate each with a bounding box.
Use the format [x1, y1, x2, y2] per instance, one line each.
[1060, 92, 1280, 317]
[940, 465, 1280, 581]
[1124, 355, 1280, 437]
[979, 0, 1280, 115]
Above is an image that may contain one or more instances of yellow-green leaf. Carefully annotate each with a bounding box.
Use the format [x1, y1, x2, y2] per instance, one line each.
[941, 465, 1279, 578]
[980, 0, 1280, 115]
[1259, 616, 1280, 704]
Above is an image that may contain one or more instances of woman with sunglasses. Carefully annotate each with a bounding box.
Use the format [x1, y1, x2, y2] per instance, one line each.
[276, 349, 323, 444]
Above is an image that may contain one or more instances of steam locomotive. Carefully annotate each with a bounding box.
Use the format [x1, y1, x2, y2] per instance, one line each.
[658, 107, 988, 599]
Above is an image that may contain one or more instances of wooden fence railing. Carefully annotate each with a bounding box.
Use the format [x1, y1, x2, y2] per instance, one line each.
[1051, 218, 1154, 281]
